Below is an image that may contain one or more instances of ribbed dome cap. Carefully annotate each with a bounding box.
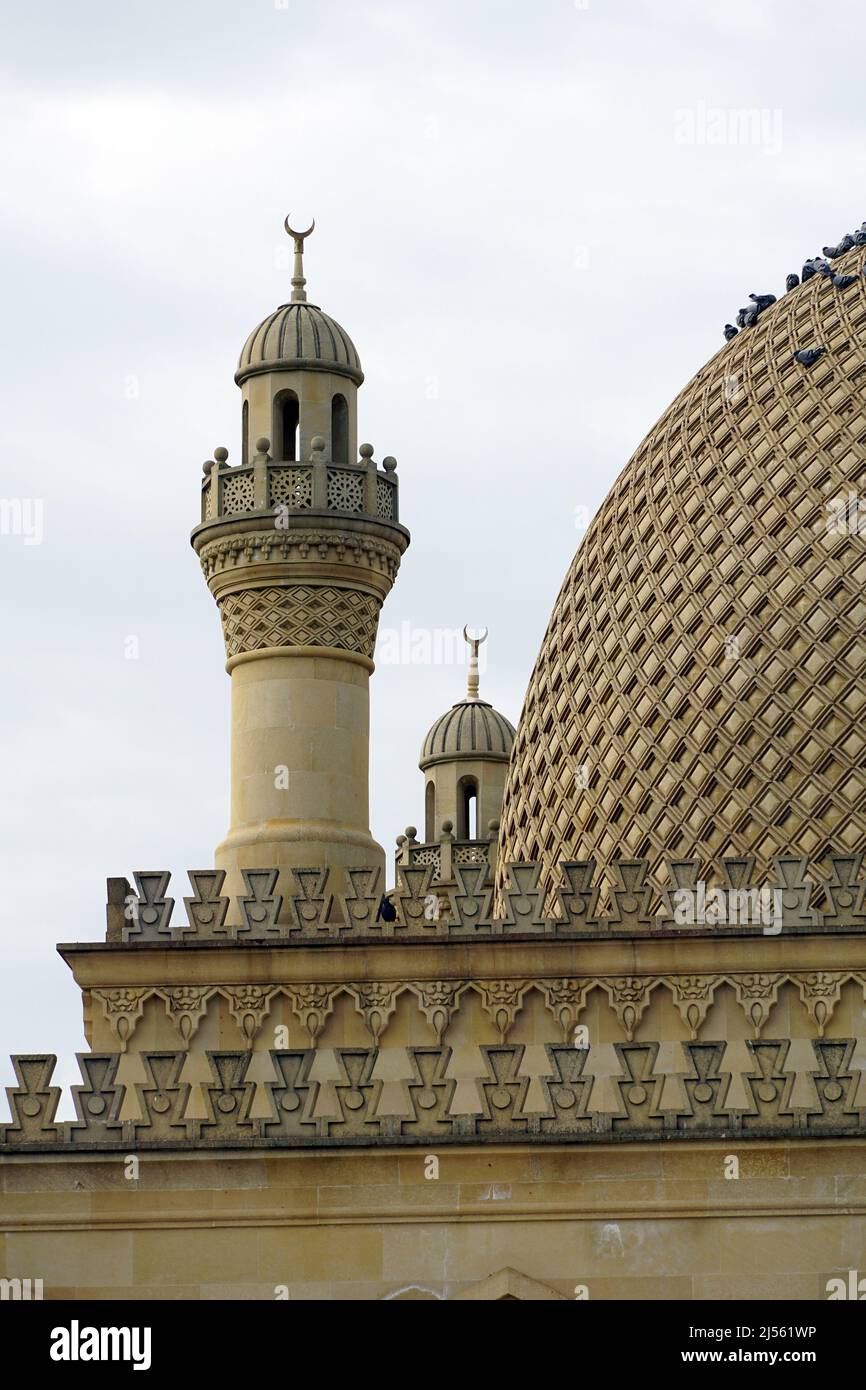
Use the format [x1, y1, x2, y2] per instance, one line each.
[236, 302, 363, 386]
[421, 700, 516, 769]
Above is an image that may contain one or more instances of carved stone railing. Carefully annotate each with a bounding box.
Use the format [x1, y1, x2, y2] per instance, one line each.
[105, 855, 866, 943]
[200, 439, 398, 524]
[396, 836, 492, 885]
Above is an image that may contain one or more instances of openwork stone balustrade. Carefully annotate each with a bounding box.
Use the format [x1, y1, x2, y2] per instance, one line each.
[200, 441, 399, 525]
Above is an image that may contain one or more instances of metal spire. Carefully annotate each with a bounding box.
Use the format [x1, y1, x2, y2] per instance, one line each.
[284, 214, 315, 303]
[463, 626, 488, 701]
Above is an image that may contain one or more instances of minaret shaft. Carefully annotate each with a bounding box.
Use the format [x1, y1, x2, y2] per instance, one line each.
[217, 647, 375, 875]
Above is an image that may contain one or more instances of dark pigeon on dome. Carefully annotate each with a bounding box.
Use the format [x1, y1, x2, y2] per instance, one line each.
[802, 258, 828, 282]
[854, 230, 866, 247]
[824, 234, 855, 258]
[749, 293, 777, 313]
[786, 273, 800, 291]
[792, 347, 826, 367]
[832, 274, 858, 290]
[724, 324, 739, 341]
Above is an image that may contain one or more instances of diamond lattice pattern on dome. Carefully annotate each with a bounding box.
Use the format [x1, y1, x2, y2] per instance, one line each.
[499, 246, 866, 897]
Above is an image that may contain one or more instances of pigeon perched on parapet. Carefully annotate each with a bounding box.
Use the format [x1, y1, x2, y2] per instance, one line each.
[736, 305, 759, 328]
[724, 324, 739, 341]
[792, 347, 826, 367]
[854, 230, 866, 247]
[802, 262, 816, 283]
[832, 274, 858, 290]
[749, 293, 777, 312]
[375, 895, 397, 923]
[824, 234, 855, 258]
[786, 273, 800, 291]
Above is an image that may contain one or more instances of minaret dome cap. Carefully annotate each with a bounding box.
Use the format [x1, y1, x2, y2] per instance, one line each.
[419, 628, 515, 769]
[236, 216, 363, 386]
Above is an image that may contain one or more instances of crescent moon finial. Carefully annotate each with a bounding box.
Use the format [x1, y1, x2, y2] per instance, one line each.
[284, 214, 315, 302]
[284, 214, 316, 241]
[463, 626, 488, 700]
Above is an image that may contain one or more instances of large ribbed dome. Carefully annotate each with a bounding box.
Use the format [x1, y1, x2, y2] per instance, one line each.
[499, 241, 866, 894]
[421, 700, 516, 769]
[236, 302, 363, 385]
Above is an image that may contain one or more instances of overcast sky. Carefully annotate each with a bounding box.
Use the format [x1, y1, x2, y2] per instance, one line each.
[2, 0, 866, 1111]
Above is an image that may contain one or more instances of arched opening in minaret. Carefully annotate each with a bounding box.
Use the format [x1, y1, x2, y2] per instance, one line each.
[425, 780, 435, 842]
[273, 390, 299, 462]
[457, 776, 478, 840]
[331, 393, 349, 464]
[241, 400, 249, 467]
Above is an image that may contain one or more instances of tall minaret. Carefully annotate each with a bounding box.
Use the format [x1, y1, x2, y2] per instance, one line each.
[191, 217, 409, 902]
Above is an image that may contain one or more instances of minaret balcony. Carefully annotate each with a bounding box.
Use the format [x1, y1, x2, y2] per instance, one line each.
[395, 827, 496, 886]
[198, 440, 400, 528]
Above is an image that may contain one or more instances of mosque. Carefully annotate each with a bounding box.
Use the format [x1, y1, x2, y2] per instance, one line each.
[2, 217, 866, 1301]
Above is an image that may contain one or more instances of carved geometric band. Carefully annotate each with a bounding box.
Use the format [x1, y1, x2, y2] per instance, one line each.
[218, 584, 381, 659]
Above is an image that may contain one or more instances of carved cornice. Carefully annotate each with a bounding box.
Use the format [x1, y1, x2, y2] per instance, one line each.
[198, 528, 404, 583]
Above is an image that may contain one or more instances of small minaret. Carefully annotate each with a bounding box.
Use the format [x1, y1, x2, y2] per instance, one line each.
[398, 629, 515, 883]
[191, 218, 409, 903]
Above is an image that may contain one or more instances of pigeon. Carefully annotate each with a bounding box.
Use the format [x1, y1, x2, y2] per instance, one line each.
[819, 261, 835, 278]
[736, 305, 759, 328]
[724, 324, 739, 341]
[792, 348, 826, 367]
[802, 258, 829, 281]
[854, 230, 866, 247]
[749, 293, 777, 312]
[375, 894, 397, 923]
[824, 234, 854, 258]
[786, 273, 800, 291]
[832, 274, 858, 289]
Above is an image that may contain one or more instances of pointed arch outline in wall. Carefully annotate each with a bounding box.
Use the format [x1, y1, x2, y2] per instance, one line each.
[241, 400, 249, 467]
[425, 779, 436, 842]
[457, 775, 478, 840]
[331, 392, 349, 464]
[273, 390, 300, 462]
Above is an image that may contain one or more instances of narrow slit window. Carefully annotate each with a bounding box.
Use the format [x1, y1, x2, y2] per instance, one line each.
[331, 393, 349, 464]
[273, 391, 299, 461]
